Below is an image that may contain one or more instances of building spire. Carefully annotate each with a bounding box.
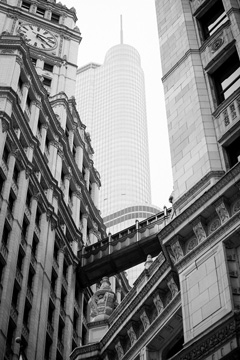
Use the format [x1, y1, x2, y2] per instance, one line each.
[120, 14, 123, 44]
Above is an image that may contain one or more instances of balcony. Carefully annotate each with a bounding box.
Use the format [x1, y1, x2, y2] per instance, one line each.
[213, 89, 240, 141]
[0, 242, 8, 263]
[34, 224, 40, 239]
[30, 253, 37, 270]
[59, 305, 65, 321]
[49, 287, 56, 304]
[10, 304, 18, 324]
[73, 329, 78, 344]
[62, 275, 68, 291]
[20, 235, 27, 252]
[25, 205, 31, 221]
[1, 159, 8, 177]
[47, 321, 54, 338]
[74, 299, 79, 314]
[11, 179, 18, 196]
[15, 267, 23, 287]
[57, 339, 64, 355]
[22, 322, 29, 343]
[52, 257, 58, 274]
[26, 287, 33, 304]
[6, 207, 13, 227]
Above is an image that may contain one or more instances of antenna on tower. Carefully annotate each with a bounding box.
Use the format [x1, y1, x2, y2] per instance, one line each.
[120, 15, 123, 44]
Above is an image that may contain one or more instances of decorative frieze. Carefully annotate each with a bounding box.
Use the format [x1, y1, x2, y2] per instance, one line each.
[169, 236, 184, 264]
[153, 292, 164, 315]
[192, 217, 207, 243]
[166, 276, 178, 298]
[139, 308, 150, 330]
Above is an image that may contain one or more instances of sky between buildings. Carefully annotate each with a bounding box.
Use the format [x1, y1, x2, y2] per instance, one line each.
[67, 0, 173, 209]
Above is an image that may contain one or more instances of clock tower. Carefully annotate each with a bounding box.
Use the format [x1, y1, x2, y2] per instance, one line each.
[0, 0, 81, 97]
[0, 1, 107, 360]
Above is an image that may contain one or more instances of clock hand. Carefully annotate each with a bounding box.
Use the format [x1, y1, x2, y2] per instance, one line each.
[36, 34, 50, 46]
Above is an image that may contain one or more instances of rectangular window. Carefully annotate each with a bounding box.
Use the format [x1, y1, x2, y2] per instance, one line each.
[224, 135, 240, 168]
[51, 12, 60, 24]
[197, 0, 228, 41]
[211, 51, 240, 105]
[21, 1, 31, 11]
[36, 6, 45, 17]
[43, 77, 52, 87]
[43, 63, 54, 73]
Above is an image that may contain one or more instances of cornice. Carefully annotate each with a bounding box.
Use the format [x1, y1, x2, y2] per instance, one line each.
[159, 165, 240, 244]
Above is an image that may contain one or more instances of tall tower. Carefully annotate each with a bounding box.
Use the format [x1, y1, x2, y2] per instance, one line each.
[0, 1, 109, 359]
[75, 27, 160, 236]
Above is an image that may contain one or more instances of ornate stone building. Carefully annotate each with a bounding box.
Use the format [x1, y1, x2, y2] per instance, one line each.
[0, 0, 121, 359]
[71, 0, 240, 359]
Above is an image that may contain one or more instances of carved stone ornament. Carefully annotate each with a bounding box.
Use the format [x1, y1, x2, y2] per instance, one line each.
[193, 221, 207, 243]
[167, 276, 178, 298]
[215, 201, 230, 224]
[211, 36, 224, 53]
[1, 118, 9, 133]
[209, 218, 221, 233]
[186, 237, 198, 253]
[89, 277, 117, 321]
[170, 239, 184, 262]
[127, 326, 137, 346]
[233, 199, 240, 214]
[140, 309, 150, 330]
[153, 293, 164, 315]
[115, 341, 124, 360]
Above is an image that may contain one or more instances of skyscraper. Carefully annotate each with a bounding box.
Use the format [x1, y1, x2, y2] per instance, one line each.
[75, 27, 160, 238]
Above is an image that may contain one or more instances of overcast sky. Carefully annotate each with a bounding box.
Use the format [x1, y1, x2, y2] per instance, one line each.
[68, 0, 173, 209]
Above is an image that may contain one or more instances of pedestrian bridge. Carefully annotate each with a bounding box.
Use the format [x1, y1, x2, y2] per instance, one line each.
[77, 208, 171, 287]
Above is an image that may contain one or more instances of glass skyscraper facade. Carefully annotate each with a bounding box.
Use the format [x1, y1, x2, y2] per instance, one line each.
[75, 43, 160, 283]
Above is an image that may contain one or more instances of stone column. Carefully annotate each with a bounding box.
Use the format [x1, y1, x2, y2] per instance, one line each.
[51, 248, 64, 360]
[63, 264, 75, 359]
[40, 122, 48, 154]
[75, 145, 83, 171]
[29, 100, 41, 137]
[48, 140, 59, 176]
[20, 82, 30, 113]
[55, 149, 63, 186]
[0, 119, 8, 165]
[81, 214, 88, 245]
[84, 167, 90, 190]
[68, 128, 74, 152]
[91, 182, 99, 209]
[51, 64, 60, 95]
[63, 174, 71, 205]
[72, 191, 81, 228]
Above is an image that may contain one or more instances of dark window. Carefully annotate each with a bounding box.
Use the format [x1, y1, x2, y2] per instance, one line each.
[22, 217, 28, 239]
[224, 135, 240, 168]
[23, 303, 31, 327]
[8, 191, 15, 213]
[43, 77, 52, 87]
[21, 1, 31, 11]
[44, 337, 52, 360]
[53, 241, 59, 263]
[18, 76, 24, 90]
[48, 303, 54, 324]
[36, 6, 45, 17]
[58, 323, 64, 343]
[35, 207, 41, 228]
[2, 145, 10, 164]
[0, 173, 5, 194]
[60, 288, 66, 309]
[2, 223, 10, 246]
[31, 58, 37, 66]
[26, 190, 31, 208]
[44, 63, 54, 72]
[32, 236, 38, 258]
[197, 0, 228, 41]
[27, 269, 34, 290]
[211, 51, 240, 105]
[51, 12, 60, 24]
[12, 164, 19, 184]
[62, 260, 68, 279]
[12, 284, 20, 308]
[26, 95, 31, 108]
[17, 250, 25, 272]
[51, 270, 57, 291]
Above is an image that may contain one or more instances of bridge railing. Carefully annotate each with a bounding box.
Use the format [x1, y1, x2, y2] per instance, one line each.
[81, 208, 172, 265]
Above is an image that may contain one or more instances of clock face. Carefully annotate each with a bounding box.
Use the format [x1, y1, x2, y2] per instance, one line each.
[18, 23, 57, 50]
